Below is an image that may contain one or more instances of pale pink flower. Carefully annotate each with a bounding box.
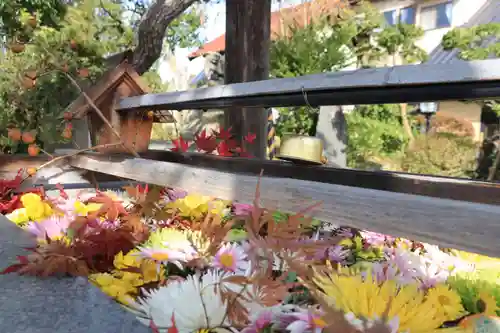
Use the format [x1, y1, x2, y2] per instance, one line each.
[213, 243, 248, 273]
[361, 230, 394, 247]
[328, 245, 350, 263]
[286, 310, 327, 333]
[233, 202, 254, 216]
[242, 310, 274, 333]
[25, 215, 70, 241]
[335, 227, 354, 238]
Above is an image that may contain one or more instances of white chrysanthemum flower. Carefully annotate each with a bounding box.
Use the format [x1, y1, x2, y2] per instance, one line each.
[132, 270, 230, 333]
[344, 313, 399, 333]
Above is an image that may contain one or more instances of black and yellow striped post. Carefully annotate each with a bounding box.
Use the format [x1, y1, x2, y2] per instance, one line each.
[266, 108, 277, 160]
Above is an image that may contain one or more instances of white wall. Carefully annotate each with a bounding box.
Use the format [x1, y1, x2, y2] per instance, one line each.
[371, 0, 488, 53]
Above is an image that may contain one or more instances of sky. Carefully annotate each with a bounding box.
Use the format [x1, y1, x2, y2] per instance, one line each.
[161, 0, 310, 84]
[200, 0, 309, 42]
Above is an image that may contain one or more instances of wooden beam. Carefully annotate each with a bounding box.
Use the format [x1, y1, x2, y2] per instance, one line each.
[224, 0, 271, 159]
[69, 153, 500, 257]
[0, 155, 53, 176]
[139, 150, 500, 206]
[117, 59, 500, 111]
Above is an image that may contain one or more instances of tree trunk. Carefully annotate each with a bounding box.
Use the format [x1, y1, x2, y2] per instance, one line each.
[392, 55, 414, 145]
[131, 0, 198, 75]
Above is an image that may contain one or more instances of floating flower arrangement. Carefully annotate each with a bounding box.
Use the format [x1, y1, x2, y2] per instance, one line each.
[2, 181, 500, 333]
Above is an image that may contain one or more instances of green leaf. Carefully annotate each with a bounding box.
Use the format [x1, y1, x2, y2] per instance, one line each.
[225, 229, 248, 242]
[284, 271, 297, 283]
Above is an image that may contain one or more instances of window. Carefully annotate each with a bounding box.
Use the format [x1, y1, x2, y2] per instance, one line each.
[383, 10, 397, 25]
[420, 1, 453, 30]
[400, 7, 416, 25]
[383, 7, 416, 26]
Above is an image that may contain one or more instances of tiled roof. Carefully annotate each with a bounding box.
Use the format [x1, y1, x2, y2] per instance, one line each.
[427, 0, 500, 64]
[188, 0, 345, 59]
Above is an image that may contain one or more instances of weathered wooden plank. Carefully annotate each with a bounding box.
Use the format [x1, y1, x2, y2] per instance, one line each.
[0, 154, 121, 184]
[140, 150, 500, 206]
[69, 153, 500, 257]
[0, 155, 53, 173]
[117, 59, 500, 111]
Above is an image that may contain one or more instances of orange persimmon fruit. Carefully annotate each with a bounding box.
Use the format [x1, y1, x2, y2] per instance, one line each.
[27, 167, 37, 176]
[27, 144, 40, 156]
[22, 131, 36, 144]
[8, 128, 22, 141]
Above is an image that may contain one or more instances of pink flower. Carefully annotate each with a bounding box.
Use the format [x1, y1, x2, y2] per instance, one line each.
[361, 230, 393, 247]
[335, 227, 354, 238]
[242, 310, 274, 333]
[213, 243, 248, 273]
[233, 203, 254, 216]
[328, 245, 350, 263]
[100, 219, 121, 229]
[165, 188, 187, 202]
[286, 311, 327, 333]
[25, 215, 70, 241]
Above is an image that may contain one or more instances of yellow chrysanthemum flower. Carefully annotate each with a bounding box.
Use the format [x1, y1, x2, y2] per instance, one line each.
[19, 193, 53, 221]
[74, 201, 102, 216]
[144, 228, 193, 252]
[6, 208, 30, 225]
[166, 194, 228, 218]
[89, 273, 137, 305]
[311, 265, 464, 333]
[450, 250, 500, 269]
[112, 250, 163, 286]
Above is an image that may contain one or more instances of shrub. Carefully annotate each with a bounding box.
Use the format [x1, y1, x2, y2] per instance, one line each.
[346, 104, 409, 168]
[424, 114, 475, 139]
[401, 133, 477, 178]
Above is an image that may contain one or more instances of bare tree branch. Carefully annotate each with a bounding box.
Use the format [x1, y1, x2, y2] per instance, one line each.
[132, 0, 199, 75]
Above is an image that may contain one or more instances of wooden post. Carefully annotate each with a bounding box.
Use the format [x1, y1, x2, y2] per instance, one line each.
[224, 0, 271, 159]
[315, 105, 347, 168]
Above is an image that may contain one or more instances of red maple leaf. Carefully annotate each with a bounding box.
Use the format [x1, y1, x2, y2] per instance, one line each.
[137, 184, 149, 194]
[244, 132, 256, 144]
[214, 127, 232, 141]
[194, 129, 218, 153]
[55, 183, 69, 200]
[232, 147, 253, 158]
[217, 139, 239, 157]
[170, 137, 191, 153]
[0, 195, 22, 214]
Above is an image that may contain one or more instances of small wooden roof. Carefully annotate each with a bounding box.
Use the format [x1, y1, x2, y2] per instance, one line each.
[70, 61, 151, 119]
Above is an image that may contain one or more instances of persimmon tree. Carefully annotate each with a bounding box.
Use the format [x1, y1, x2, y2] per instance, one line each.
[0, 2, 130, 154]
[0, 0, 206, 74]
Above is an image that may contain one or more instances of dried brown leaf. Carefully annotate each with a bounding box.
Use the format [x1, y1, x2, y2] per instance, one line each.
[223, 275, 249, 285]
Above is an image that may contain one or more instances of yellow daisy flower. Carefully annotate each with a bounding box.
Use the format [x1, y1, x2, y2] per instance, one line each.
[426, 284, 467, 321]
